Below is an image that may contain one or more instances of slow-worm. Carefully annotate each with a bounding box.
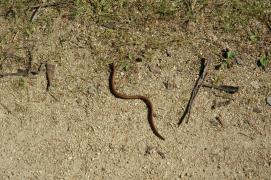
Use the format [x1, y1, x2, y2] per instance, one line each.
[109, 63, 165, 140]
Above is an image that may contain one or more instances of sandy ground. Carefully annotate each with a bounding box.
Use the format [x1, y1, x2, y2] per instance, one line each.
[0, 3, 271, 179]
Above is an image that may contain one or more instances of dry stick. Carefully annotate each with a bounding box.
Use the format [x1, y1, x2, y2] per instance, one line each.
[0, 48, 56, 93]
[45, 63, 56, 91]
[30, 7, 40, 22]
[265, 21, 271, 32]
[202, 84, 239, 94]
[0, 63, 57, 101]
[0, 47, 33, 77]
[178, 58, 209, 125]
[30, 1, 71, 21]
[30, 1, 72, 9]
[0, 70, 28, 78]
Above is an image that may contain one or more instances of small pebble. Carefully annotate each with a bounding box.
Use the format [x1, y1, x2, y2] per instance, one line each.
[87, 85, 97, 96]
[76, 98, 82, 105]
[148, 64, 161, 74]
[101, 22, 115, 29]
[253, 107, 262, 113]
[267, 96, 271, 106]
[144, 146, 155, 155]
[135, 57, 143, 62]
[250, 81, 260, 89]
[165, 49, 171, 57]
[186, 21, 196, 33]
[235, 59, 243, 65]
[157, 150, 166, 159]
[164, 79, 177, 90]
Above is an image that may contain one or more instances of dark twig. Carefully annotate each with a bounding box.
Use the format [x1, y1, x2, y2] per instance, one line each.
[202, 84, 239, 94]
[26, 48, 33, 75]
[0, 69, 28, 78]
[45, 63, 56, 91]
[30, 1, 72, 21]
[215, 116, 224, 128]
[0, 63, 55, 91]
[267, 22, 271, 32]
[178, 58, 209, 125]
[30, 1, 72, 9]
[30, 7, 40, 22]
[0, 48, 55, 91]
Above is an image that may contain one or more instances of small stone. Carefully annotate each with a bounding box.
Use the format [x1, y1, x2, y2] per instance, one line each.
[148, 64, 161, 74]
[235, 59, 243, 65]
[101, 22, 116, 29]
[157, 150, 166, 159]
[76, 98, 82, 105]
[250, 81, 260, 89]
[165, 49, 171, 57]
[38, 63, 46, 72]
[253, 107, 262, 113]
[135, 57, 143, 62]
[164, 79, 177, 90]
[87, 85, 97, 96]
[144, 146, 155, 155]
[186, 21, 196, 33]
[267, 96, 271, 106]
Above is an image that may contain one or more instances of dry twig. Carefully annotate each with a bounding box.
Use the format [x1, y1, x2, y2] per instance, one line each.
[30, 1, 72, 9]
[178, 58, 209, 125]
[202, 84, 239, 94]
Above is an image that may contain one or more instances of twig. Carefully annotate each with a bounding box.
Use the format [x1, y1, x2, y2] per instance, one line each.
[0, 69, 28, 78]
[0, 49, 55, 91]
[178, 58, 209, 125]
[267, 23, 271, 32]
[30, 1, 72, 9]
[30, 1, 72, 21]
[45, 63, 56, 91]
[238, 132, 254, 140]
[30, 7, 40, 22]
[202, 83, 239, 94]
[215, 116, 224, 128]
[0, 63, 55, 91]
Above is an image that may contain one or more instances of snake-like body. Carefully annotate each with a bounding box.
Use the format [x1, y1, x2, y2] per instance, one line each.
[109, 63, 165, 140]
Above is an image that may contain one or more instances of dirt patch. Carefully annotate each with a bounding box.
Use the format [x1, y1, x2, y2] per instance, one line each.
[0, 1, 270, 179]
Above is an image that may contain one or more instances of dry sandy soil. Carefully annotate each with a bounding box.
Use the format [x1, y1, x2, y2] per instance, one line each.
[0, 1, 270, 179]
